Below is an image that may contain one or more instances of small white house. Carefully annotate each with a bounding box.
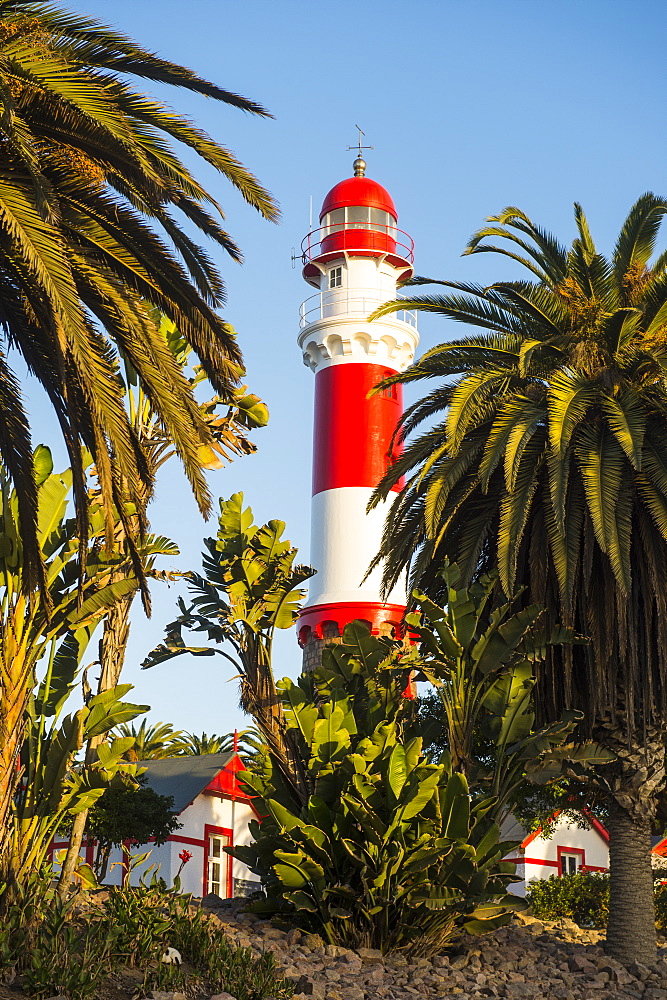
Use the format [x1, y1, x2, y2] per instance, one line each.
[51, 752, 261, 898]
[502, 810, 610, 896]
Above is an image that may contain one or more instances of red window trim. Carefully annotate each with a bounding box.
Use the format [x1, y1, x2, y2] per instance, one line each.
[557, 845, 585, 875]
[203, 823, 233, 899]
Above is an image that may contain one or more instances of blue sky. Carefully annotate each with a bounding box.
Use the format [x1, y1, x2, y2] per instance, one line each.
[29, 0, 667, 736]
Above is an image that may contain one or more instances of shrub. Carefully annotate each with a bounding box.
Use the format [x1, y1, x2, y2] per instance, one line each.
[23, 901, 118, 1000]
[103, 882, 172, 966]
[527, 873, 609, 928]
[654, 880, 667, 930]
[140, 888, 295, 1000]
[233, 623, 523, 956]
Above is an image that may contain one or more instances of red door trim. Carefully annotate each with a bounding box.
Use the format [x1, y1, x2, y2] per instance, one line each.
[203, 824, 233, 899]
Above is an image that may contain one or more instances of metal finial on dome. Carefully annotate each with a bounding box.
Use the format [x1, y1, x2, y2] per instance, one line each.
[347, 124, 373, 177]
[353, 156, 366, 177]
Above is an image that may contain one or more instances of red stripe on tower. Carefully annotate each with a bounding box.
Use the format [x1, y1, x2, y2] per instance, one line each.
[312, 364, 403, 495]
[296, 152, 419, 652]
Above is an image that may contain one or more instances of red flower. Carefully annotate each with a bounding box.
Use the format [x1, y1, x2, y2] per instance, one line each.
[178, 849, 193, 864]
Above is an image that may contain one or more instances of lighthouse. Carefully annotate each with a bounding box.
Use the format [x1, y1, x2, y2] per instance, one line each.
[297, 153, 419, 665]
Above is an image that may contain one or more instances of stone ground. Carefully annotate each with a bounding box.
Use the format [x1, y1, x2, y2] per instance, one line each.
[199, 895, 667, 1000]
[3, 897, 667, 999]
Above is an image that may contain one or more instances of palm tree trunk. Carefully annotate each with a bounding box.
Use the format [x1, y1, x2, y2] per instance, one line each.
[606, 798, 656, 965]
[598, 722, 665, 965]
[57, 597, 133, 897]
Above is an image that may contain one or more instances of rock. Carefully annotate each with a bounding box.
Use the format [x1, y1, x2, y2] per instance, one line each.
[201, 892, 225, 908]
[356, 946, 383, 962]
[286, 927, 302, 945]
[325, 943, 353, 958]
[147, 993, 186, 1000]
[289, 974, 325, 997]
[302, 932, 325, 949]
[209, 994, 238, 1000]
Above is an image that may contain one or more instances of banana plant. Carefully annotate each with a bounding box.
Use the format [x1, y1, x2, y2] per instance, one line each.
[12, 627, 148, 883]
[143, 493, 315, 803]
[408, 561, 614, 823]
[0, 446, 147, 869]
[231, 623, 522, 956]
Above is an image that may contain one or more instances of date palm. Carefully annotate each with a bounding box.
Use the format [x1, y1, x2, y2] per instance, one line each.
[114, 720, 186, 760]
[0, 2, 278, 592]
[370, 194, 667, 963]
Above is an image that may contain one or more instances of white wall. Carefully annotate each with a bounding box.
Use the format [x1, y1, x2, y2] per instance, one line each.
[516, 815, 610, 896]
[93, 792, 260, 897]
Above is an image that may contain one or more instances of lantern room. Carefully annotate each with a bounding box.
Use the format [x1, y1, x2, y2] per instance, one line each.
[301, 158, 414, 286]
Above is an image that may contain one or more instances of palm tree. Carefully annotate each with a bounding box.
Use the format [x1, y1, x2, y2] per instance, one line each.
[0, 2, 278, 592]
[370, 194, 667, 964]
[114, 720, 186, 760]
[171, 728, 262, 758]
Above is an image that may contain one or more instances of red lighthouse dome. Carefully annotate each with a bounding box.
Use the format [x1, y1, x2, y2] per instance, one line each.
[302, 163, 413, 286]
[320, 176, 397, 218]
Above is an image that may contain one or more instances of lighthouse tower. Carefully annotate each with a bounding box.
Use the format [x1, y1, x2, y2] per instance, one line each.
[297, 155, 419, 665]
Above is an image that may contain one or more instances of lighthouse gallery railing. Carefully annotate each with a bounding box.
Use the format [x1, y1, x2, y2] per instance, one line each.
[299, 288, 418, 330]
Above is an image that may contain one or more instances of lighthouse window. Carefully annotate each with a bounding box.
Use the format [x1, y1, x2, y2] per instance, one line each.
[323, 208, 344, 236]
[382, 384, 397, 400]
[329, 266, 342, 289]
[370, 208, 396, 234]
[346, 205, 370, 229]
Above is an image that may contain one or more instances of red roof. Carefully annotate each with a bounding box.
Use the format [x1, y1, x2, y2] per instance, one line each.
[320, 176, 397, 219]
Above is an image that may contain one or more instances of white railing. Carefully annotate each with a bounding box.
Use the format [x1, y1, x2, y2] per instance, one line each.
[299, 288, 418, 330]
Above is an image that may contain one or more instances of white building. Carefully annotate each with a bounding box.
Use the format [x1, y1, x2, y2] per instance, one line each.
[51, 752, 261, 897]
[503, 810, 610, 896]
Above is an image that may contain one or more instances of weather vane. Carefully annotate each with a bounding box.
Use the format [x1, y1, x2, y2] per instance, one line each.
[347, 125, 373, 176]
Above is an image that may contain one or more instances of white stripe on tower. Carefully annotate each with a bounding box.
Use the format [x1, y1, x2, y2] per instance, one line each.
[296, 156, 419, 647]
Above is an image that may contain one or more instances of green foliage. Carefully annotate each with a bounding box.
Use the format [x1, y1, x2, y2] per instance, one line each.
[144, 494, 315, 803]
[12, 625, 148, 883]
[232, 622, 523, 956]
[114, 719, 187, 759]
[144, 493, 315, 670]
[654, 881, 667, 930]
[369, 195, 667, 741]
[409, 563, 613, 824]
[107, 880, 294, 1000]
[23, 900, 118, 1000]
[0, 445, 159, 871]
[527, 873, 610, 929]
[0, 872, 293, 999]
[104, 882, 173, 967]
[85, 778, 179, 879]
[144, 891, 295, 1000]
[0, 870, 55, 979]
[0, 3, 278, 584]
[171, 727, 263, 758]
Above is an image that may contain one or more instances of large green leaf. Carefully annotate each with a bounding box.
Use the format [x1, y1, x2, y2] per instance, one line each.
[387, 745, 407, 800]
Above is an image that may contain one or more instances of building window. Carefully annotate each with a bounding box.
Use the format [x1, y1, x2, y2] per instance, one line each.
[207, 832, 230, 896]
[382, 385, 397, 400]
[560, 851, 580, 876]
[329, 266, 342, 289]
